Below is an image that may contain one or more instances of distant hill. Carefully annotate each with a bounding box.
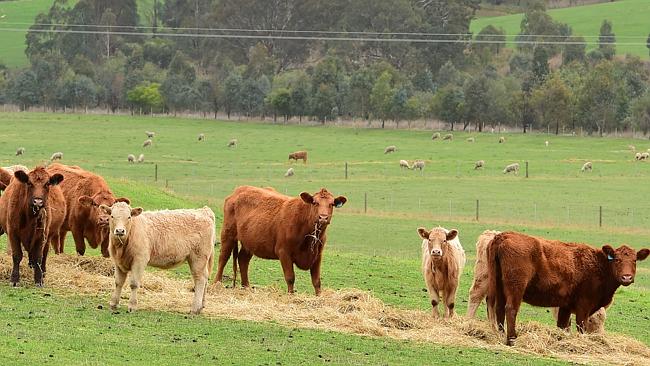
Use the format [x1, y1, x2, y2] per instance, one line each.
[471, 0, 650, 58]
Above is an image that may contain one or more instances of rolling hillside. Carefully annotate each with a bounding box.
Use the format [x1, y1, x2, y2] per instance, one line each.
[471, 0, 650, 58]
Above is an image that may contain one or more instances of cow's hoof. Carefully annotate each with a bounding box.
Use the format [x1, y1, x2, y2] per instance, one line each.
[35, 282, 43, 288]
[506, 337, 516, 346]
[11, 282, 19, 287]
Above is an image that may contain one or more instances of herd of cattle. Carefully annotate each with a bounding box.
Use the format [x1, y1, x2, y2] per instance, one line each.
[0, 157, 648, 346]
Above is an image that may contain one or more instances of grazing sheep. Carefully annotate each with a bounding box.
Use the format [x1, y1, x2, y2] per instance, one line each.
[581, 161, 592, 172]
[442, 134, 453, 141]
[642, 152, 650, 161]
[127, 154, 135, 163]
[384, 145, 397, 154]
[411, 160, 425, 171]
[15, 147, 25, 156]
[431, 132, 441, 140]
[228, 139, 238, 148]
[503, 163, 519, 175]
[143, 139, 152, 148]
[198, 133, 205, 141]
[145, 131, 155, 139]
[284, 168, 294, 177]
[545, 141, 549, 147]
[499, 136, 505, 143]
[50, 152, 63, 161]
[137, 154, 145, 163]
[474, 160, 484, 170]
[635, 152, 642, 160]
[399, 160, 411, 169]
[467, 137, 475, 143]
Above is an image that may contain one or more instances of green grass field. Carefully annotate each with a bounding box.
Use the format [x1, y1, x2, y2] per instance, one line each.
[1, 112, 650, 364]
[471, 0, 650, 58]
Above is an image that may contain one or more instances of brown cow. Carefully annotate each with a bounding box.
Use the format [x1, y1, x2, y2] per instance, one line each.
[288, 151, 308, 164]
[215, 186, 347, 294]
[0, 167, 65, 286]
[46, 163, 129, 257]
[0, 168, 12, 191]
[487, 231, 649, 345]
[467, 230, 607, 333]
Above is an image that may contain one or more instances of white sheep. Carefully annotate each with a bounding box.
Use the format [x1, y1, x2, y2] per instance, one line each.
[143, 139, 152, 148]
[384, 145, 397, 154]
[545, 141, 549, 147]
[198, 133, 205, 141]
[145, 131, 155, 139]
[228, 138, 238, 148]
[503, 163, 519, 175]
[137, 154, 145, 163]
[499, 136, 505, 143]
[442, 134, 453, 141]
[399, 160, 411, 169]
[411, 160, 425, 171]
[127, 154, 135, 163]
[431, 132, 441, 140]
[635, 152, 642, 160]
[474, 160, 484, 170]
[642, 152, 650, 161]
[581, 162, 592, 172]
[50, 152, 63, 161]
[15, 147, 25, 156]
[284, 167, 294, 177]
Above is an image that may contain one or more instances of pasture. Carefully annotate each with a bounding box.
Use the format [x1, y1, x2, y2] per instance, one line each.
[1, 112, 650, 364]
[471, 0, 650, 58]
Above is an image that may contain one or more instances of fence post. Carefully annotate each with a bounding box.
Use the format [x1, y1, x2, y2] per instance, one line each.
[165, 179, 168, 188]
[525, 161, 529, 178]
[155, 164, 158, 182]
[599, 206, 603, 227]
[364, 192, 367, 214]
[476, 199, 479, 221]
[345, 162, 348, 180]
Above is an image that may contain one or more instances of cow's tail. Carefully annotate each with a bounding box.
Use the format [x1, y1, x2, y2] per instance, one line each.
[486, 233, 504, 330]
[232, 242, 239, 288]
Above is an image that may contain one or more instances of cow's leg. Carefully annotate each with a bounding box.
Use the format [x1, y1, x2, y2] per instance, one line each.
[575, 308, 589, 333]
[189, 256, 209, 315]
[31, 245, 44, 287]
[444, 285, 458, 318]
[494, 286, 506, 332]
[215, 225, 236, 284]
[71, 226, 86, 256]
[556, 307, 572, 330]
[504, 291, 523, 346]
[237, 247, 253, 288]
[55, 228, 67, 254]
[127, 262, 145, 312]
[10, 236, 23, 286]
[309, 254, 323, 296]
[278, 253, 296, 294]
[100, 238, 110, 258]
[423, 271, 440, 317]
[42, 235, 52, 277]
[110, 267, 127, 310]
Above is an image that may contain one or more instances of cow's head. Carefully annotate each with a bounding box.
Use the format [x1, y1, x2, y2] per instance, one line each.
[300, 188, 347, 225]
[14, 167, 63, 213]
[79, 192, 130, 227]
[602, 244, 649, 286]
[99, 201, 142, 240]
[418, 227, 458, 259]
[0, 168, 12, 191]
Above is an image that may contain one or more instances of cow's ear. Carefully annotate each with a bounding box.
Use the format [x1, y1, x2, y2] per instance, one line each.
[637, 249, 650, 261]
[78, 196, 95, 207]
[602, 245, 616, 261]
[300, 192, 314, 204]
[98, 204, 112, 215]
[131, 207, 143, 217]
[49, 173, 64, 186]
[446, 229, 458, 241]
[14, 170, 29, 184]
[115, 197, 131, 205]
[417, 227, 429, 240]
[334, 196, 347, 208]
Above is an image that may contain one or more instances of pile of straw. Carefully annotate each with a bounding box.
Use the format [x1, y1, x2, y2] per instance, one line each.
[1, 254, 648, 365]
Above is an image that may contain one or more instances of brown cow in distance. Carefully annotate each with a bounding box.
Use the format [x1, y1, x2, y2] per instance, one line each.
[215, 186, 347, 294]
[288, 151, 308, 164]
[0, 167, 65, 286]
[487, 231, 649, 345]
[46, 163, 130, 257]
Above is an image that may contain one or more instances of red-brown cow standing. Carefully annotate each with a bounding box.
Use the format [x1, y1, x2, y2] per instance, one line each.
[487, 231, 649, 345]
[215, 186, 347, 294]
[0, 167, 65, 286]
[46, 163, 130, 257]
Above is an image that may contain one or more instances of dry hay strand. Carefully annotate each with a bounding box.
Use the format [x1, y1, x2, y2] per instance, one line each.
[2, 254, 650, 365]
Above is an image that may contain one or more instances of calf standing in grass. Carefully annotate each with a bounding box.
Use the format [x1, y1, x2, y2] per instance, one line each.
[288, 151, 308, 164]
[100, 202, 215, 314]
[418, 226, 466, 318]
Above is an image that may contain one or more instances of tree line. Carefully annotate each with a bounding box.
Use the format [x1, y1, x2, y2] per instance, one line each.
[1, 0, 650, 135]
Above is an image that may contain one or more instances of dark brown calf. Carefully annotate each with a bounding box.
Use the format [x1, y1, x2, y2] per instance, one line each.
[288, 151, 308, 164]
[487, 231, 649, 345]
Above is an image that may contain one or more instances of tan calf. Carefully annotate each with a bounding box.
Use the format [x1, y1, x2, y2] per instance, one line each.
[100, 202, 215, 314]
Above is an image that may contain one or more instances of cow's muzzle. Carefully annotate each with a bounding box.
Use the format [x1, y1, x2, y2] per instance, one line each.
[318, 215, 330, 225]
[32, 198, 44, 209]
[620, 275, 634, 286]
[114, 228, 126, 237]
[98, 216, 110, 226]
[430, 249, 443, 257]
